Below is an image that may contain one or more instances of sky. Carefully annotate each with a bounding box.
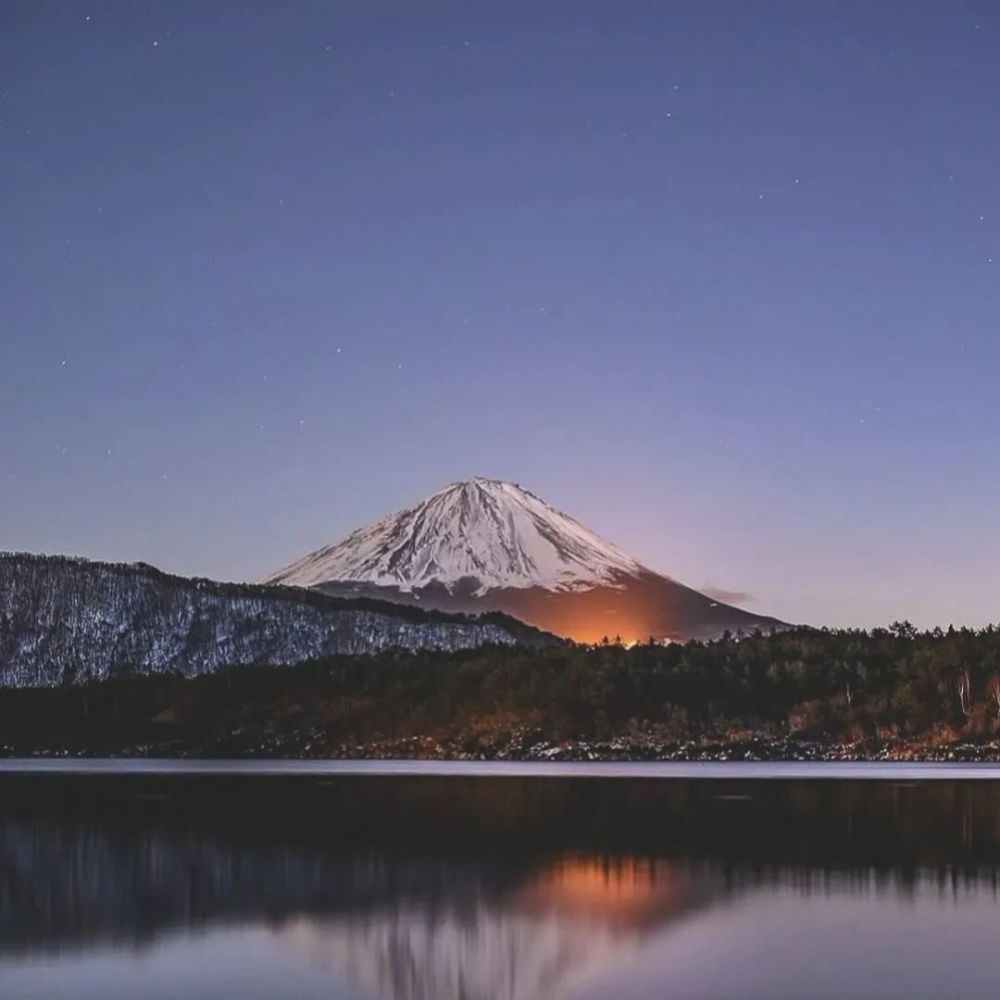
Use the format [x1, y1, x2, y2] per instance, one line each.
[2, 1, 999, 630]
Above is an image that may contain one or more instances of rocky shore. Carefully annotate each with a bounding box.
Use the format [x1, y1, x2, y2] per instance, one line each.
[7, 731, 1000, 763]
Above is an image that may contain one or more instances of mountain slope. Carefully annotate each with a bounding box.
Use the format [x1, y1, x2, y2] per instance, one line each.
[0, 552, 554, 688]
[267, 479, 789, 643]
[268, 479, 645, 594]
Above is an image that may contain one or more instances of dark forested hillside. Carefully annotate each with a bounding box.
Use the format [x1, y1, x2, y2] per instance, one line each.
[3, 623, 1000, 758]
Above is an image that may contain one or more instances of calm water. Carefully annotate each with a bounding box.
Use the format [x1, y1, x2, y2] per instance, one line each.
[2, 762, 1000, 999]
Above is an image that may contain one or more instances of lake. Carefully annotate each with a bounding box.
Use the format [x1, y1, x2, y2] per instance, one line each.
[2, 761, 1000, 999]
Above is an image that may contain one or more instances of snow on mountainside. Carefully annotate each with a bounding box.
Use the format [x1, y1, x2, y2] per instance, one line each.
[267, 478, 647, 595]
[0, 552, 553, 688]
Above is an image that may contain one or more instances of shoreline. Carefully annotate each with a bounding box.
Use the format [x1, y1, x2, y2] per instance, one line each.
[6, 734, 1000, 764]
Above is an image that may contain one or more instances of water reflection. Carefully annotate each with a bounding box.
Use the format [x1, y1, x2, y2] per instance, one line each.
[2, 773, 1000, 999]
[279, 858, 714, 1000]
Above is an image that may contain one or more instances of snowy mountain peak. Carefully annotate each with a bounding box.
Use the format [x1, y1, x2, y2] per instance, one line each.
[267, 478, 649, 595]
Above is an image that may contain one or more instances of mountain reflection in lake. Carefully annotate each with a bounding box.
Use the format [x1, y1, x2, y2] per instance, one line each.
[2, 771, 1000, 999]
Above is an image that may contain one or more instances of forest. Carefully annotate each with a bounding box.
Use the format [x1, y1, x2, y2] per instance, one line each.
[3, 623, 1000, 758]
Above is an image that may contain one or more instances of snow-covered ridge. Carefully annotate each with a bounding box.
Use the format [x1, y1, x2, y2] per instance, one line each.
[267, 478, 649, 595]
[0, 551, 542, 688]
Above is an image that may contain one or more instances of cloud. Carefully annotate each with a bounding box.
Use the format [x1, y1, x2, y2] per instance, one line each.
[701, 586, 755, 607]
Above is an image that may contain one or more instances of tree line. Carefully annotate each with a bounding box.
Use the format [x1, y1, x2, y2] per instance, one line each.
[3, 623, 1000, 754]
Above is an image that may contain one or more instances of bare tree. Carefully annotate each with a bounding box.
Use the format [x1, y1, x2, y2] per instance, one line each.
[957, 668, 972, 717]
[988, 675, 1000, 718]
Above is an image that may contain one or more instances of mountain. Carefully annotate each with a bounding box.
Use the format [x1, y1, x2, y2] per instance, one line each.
[267, 478, 789, 643]
[0, 552, 554, 688]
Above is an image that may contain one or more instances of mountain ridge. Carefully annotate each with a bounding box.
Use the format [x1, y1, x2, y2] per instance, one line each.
[0, 551, 555, 688]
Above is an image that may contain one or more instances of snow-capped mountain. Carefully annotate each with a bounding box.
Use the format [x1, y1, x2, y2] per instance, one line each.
[269, 478, 645, 595]
[267, 478, 788, 643]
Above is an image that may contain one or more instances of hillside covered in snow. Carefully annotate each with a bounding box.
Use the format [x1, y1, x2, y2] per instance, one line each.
[0, 552, 552, 688]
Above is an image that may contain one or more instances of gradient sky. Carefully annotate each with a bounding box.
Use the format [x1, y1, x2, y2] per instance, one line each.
[2, 1, 999, 629]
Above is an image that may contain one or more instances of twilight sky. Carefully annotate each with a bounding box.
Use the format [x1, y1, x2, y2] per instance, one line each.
[2, 1, 999, 629]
